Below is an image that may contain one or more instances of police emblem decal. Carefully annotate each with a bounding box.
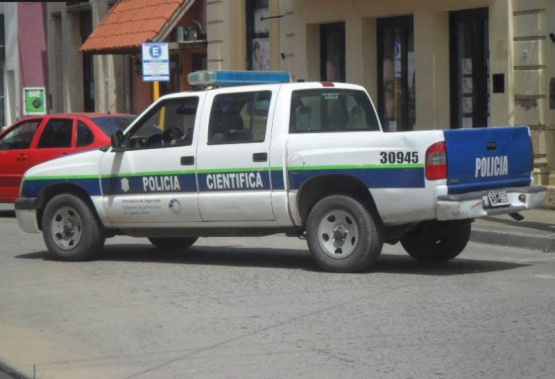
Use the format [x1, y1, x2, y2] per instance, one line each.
[169, 199, 181, 215]
[121, 178, 130, 193]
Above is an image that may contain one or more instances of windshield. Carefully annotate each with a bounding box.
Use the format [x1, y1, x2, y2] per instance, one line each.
[91, 116, 136, 136]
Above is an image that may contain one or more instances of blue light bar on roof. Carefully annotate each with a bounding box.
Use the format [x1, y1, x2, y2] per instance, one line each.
[188, 70, 291, 87]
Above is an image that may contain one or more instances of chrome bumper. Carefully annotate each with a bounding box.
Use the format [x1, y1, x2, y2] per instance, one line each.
[14, 197, 40, 234]
[436, 186, 547, 221]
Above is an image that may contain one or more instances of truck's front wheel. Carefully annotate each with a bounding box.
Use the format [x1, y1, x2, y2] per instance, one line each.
[306, 195, 383, 273]
[42, 194, 105, 261]
[401, 222, 471, 263]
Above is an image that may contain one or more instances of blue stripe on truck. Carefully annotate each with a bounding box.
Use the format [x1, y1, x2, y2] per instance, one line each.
[288, 168, 425, 190]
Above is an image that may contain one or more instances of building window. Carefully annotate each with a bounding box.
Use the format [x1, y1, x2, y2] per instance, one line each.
[320, 23, 345, 82]
[246, 0, 270, 71]
[377, 16, 415, 132]
[450, 8, 489, 128]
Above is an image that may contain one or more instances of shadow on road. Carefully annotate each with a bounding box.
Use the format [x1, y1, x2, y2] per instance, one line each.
[373, 253, 528, 275]
[0, 210, 15, 218]
[16, 243, 528, 275]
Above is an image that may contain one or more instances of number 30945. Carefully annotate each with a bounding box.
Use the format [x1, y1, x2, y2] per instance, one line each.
[380, 151, 419, 164]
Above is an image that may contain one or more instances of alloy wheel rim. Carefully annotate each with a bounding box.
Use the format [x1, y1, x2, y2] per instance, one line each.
[50, 206, 83, 251]
[317, 209, 359, 259]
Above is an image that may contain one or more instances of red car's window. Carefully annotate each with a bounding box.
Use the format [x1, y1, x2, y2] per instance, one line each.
[38, 119, 73, 148]
[77, 121, 94, 147]
[0, 120, 41, 150]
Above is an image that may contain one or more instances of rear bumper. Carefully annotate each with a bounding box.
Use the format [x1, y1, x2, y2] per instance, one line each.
[436, 186, 547, 221]
[14, 197, 40, 234]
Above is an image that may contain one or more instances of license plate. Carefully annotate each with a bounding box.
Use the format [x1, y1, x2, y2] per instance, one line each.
[487, 190, 510, 207]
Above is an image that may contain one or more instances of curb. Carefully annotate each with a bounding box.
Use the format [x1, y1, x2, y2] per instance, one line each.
[471, 225, 555, 252]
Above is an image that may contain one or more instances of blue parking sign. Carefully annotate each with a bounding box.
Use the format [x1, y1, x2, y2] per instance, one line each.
[142, 43, 170, 82]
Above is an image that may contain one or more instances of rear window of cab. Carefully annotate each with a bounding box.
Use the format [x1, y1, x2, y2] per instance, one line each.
[289, 89, 380, 133]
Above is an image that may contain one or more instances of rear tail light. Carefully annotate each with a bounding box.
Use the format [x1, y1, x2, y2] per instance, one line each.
[425, 141, 447, 180]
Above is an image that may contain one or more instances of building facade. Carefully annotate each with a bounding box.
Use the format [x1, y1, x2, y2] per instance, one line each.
[47, 0, 132, 115]
[0, 2, 48, 129]
[207, 0, 555, 206]
[47, 0, 206, 116]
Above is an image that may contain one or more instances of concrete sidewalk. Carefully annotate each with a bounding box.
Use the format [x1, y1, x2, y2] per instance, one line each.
[471, 208, 555, 252]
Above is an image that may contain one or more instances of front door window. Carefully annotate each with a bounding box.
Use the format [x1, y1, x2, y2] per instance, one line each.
[378, 16, 415, 132]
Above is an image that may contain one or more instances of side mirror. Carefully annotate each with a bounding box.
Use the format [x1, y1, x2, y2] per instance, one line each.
[111, 130, 124, 152]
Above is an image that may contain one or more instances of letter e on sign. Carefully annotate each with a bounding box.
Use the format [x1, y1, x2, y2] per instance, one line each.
[150, 46, 162, 58]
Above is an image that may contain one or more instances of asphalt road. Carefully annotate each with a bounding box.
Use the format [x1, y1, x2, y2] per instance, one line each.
[1, 204, 554, 379]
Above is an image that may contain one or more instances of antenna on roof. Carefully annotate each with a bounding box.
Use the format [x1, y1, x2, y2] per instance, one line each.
[108, 99, 116, 115]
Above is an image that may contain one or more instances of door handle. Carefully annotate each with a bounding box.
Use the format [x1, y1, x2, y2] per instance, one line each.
[252, 152, 267, 162]
[181, 156, 195, 165]
[16, 154, 27, 161]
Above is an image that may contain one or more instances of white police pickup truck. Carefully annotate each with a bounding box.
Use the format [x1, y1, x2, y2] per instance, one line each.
[15, 71, 547, 272]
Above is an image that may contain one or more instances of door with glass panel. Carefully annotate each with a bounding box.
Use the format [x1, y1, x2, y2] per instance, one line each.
[450, 8, 489, 128]
[320, 22, 346, 82]
[377, 16, 415, 132]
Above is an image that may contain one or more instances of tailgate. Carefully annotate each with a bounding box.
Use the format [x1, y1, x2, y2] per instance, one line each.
[444, 126, 532, 194]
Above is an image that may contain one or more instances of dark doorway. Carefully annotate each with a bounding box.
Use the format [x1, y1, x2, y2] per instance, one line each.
[450, 8, 489, 128]
[80, 10, 94, 112]
[377, 16, 415, 132]
[320, 23, 345, 82]
[192, 53, 207, 72]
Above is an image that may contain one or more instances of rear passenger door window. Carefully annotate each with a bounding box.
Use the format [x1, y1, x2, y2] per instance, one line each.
[208, 91, 271, 144]
[77, 122, 94, 147]
[38, 119, 73, 148]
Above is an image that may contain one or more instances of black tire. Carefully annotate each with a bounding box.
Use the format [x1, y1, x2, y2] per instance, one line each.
[306, 195, 383, 273]
[401, 222, 471, 263]
[148, 237, 198, 251]
[42, 194, 105, 261]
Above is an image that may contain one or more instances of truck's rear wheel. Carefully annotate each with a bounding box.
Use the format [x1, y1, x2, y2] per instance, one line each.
[42, 194, 105, 261]
[306, 195, 383, 273]
[401, 222, 471, 263]
[148, 237, 198, 251]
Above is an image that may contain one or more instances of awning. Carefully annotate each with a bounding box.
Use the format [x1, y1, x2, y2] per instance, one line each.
[80, 0, 195, 54]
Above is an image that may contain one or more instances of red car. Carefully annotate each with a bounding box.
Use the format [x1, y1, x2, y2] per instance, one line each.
[0, 113, 135, 202]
